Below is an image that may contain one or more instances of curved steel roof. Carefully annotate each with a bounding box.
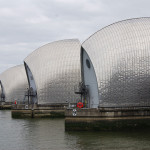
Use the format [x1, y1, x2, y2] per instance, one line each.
[0, 65, 28, 102]
[24, 39, 81, 104]
[82, 17, 150, 107]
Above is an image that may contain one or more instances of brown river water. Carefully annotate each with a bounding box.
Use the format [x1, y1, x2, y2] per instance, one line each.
[0, 110, 150, 150]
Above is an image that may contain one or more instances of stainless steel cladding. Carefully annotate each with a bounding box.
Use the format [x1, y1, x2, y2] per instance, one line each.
[0, 65, 28, 102]
[82, 18, 150, 107]
[24, 39, 81, 104]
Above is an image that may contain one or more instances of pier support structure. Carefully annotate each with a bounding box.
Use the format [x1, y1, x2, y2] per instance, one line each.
[65, 107, 150, 131]
[11, 104, 66, 118]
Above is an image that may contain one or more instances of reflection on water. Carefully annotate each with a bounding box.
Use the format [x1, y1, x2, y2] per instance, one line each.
[0, 110, 150, 150]
[66, 131, 150, 150]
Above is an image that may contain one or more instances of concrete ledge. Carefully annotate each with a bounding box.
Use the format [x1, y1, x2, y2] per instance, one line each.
[34, 110, 65, 118]
[0, 102, 12, 110]
[65, 108, 150, 131]
[65, 116, 150, 131]
[12, 109, 65, 118]
[65, 108, 150, 117]
[11, 109, 32, 118]
[11, 104, 65, 118]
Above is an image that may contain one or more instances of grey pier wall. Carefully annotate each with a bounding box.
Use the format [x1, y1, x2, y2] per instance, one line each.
[65, 107, 150, 131]
[11, 104, 66, 118]
[0, 102, 12, 109]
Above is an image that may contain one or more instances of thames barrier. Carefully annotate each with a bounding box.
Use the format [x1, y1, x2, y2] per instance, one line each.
[1, 18, 150, 131]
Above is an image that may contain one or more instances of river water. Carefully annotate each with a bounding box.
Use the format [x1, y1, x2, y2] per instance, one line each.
[0, 110, 150, 150]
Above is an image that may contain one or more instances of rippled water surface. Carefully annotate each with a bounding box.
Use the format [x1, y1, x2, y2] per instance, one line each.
[0, 110, 150, 150]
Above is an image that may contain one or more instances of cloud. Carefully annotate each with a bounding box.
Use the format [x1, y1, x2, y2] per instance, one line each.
[0, 0, 150, 73]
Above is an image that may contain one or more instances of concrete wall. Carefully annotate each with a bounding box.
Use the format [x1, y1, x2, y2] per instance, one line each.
[65, 108, 150, 131]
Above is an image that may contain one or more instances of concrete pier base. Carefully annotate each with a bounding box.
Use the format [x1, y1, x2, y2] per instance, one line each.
[11, 104, 66, 118]
[65, 107, 150, 131]
[0, 102, 12, 110]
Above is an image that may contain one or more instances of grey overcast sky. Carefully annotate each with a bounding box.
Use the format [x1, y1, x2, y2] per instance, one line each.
[0, 0, 150, 73]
